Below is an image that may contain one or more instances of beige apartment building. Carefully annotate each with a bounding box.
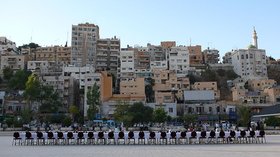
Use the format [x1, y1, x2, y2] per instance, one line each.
[71, 23, 100, 66]
[96, 37, 120, 75]
[248, 79, 277, 91]
[187, 45, 203, 65]
[161, 41, 176, 48]
[0, 54, 25, 70]
[231, 85, 247, 102]
[120, 77, 145, 97]
[192, 82, 220, 100]
[153, 69, 190, 104]
[134, 48, 150, 70]
[35, 46, 71, 65]
[264, 86, 280, 103]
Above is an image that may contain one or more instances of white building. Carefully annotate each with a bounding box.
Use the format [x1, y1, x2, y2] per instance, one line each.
[150, 60, 168, 70]
[146, 103, 177, 118]
[120, 49, 135, 79]
[168, 46, 189, 77]
[63, 66, 95, 89]
[0, 37, 16, 54]
[71, 23, 100, 67]
[231, 28, 267, 81]
[27, 61, 55, 73]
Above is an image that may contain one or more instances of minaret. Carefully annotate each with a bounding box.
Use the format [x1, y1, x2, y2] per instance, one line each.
[252, 27, 258, 49]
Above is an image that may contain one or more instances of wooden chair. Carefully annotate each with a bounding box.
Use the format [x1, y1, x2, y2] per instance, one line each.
[227, 130, 236, 144]
[107, 131, 115, 145]
[169, 131, 177, 144]
[207, 130, 216, 144]
[257, 130, 266, 143]
[178, 131, 187, 144]
[46, 132, 55, 145]
[189, 131, 198, 144]
[66, 132, 75, 145]
[97, 131, 105, 145]
[87, 132, 95, 145]
[148, 131, 156, 145]
[57, 131, 65, 145]
[217, 130, 226, 144]
[117, 131, 125, 144]
[238, 130, 247, 144]
[24, 131, 34, 145]
[138, 131, 145, 144]
[12, 132, 22, 146]
[77, 132, 85, 145]
[159, 131, 167, 145]
[127, 131, 135, 144]
[199, 131, 207, 144]
[36, 131, 45, 145]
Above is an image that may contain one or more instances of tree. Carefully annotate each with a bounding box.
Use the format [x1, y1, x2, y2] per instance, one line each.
[183, 114, 198, 127]
[128, 102, 153, 125]
[20, 109, 33, 124]
[39, 85, 62, 113]
[3, 67, 13, 81]
[17, 42, 40, 51]
[87, 83, 100, 120]
[145, 78, 155, 103]
[265, 116, 280, 127]
[8, 69, 31, 90]
[69, 105, 79, 122]
[201, 69, 217, 81]
[153, 107, 168, 123]
[237, 105, 251, 127]
[113, 101, 130, 122]
[23, 74, 41, 109]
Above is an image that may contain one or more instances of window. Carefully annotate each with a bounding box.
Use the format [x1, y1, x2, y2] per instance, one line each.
[209, 107, 212, 112]
[169, 108, 173, 113]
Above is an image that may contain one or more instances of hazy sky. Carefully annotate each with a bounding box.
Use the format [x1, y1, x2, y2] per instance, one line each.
[1, 0, 280, 59]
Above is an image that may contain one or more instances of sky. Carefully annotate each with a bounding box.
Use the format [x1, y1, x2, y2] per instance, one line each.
[1, 0, 280, 59]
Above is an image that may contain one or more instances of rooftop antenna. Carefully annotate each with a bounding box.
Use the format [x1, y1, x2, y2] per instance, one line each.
[65, 32, 69, 47]
[30, 29, 33, 43]
[189, 38, 192, 46]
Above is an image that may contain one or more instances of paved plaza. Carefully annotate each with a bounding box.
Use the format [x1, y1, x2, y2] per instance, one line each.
[1, 135, 280, 157]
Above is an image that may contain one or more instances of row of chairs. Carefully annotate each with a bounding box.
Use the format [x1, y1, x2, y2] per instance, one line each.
[12, 130, 266, 146]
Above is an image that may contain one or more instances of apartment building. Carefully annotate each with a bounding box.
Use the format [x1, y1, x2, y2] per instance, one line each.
[0, 37, 16, 54]
[153, 69, 190, 104]
[202, 48, 220, 64]
[96, 37, 120, 75]
[120, 49, 135, 79]
[223, 52, 233, 64]
[168, 46, 190, 77]
[0, 54, 25, 70]
[161, 41, 176, 49]
[35, 46, 71, 65]
[71, 23, 99, 66]
[264, 86, 280, 103]
[248, 79, 277, 91]
[120, 77, 145, 97]
[231, 29, 267, 81]
[192, 82, 220, 100]
[187, 45, 203, 65]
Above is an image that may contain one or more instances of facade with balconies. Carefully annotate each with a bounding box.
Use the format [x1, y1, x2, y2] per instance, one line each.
[0, 54, 25, 70]
[96, 37, 120, 75]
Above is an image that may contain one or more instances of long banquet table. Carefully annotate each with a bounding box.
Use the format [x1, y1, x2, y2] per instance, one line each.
[14, 130, 263, 145]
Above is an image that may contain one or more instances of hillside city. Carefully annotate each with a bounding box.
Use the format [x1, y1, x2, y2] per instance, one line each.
[1, 22, 280, 131]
